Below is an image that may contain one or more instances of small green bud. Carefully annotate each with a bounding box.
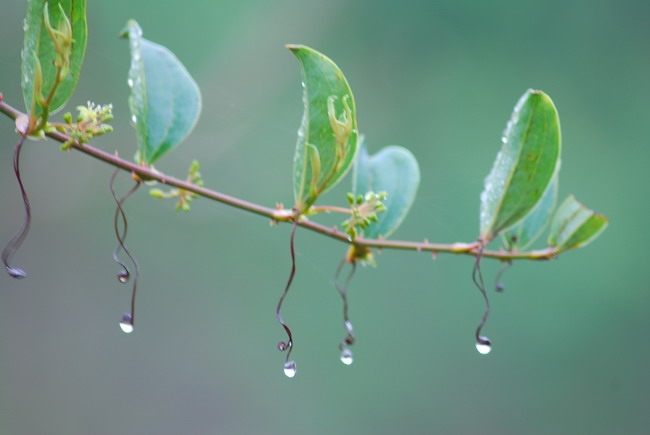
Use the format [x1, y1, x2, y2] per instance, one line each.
[149, 188, 167, 199]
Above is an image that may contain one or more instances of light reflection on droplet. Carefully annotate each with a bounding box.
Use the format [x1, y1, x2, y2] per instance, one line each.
[117, 270, 129, 283]
[5, 266, 26, 279]
[475, 337, 492, 355]
[283, 360, 297, 378]
[119, 313, 134, 334]
[340, 348, 353, 366]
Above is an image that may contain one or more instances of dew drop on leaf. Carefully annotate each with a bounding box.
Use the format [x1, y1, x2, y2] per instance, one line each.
[119, 313, 134, 334]
[283, 360, 297, 378]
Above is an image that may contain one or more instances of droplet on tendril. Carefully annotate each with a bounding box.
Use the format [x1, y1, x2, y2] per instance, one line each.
[475, 336, 492, 355]
[5, 266, 26, 279]
[340, 348, 354, 366]
[277, 341, 288, 351]
[119, 313, 134, 334]
[283, 360, 297, 378]
[495, 282, 505, 292]
[117, 270, 130, 283]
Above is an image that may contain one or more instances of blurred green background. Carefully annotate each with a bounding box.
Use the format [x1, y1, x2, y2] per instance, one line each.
[1, 0, 648, 434]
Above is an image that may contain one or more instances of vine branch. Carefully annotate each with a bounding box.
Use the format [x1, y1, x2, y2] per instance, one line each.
[0, 96, 558, 262]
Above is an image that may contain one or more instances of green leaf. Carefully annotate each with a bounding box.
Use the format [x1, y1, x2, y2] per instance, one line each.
[288, 44, 359, 213]
[352, 140, 420, 239]
[503, 175, 558, 251]
[21, 0, 87, 118]
[548, 195, 608, 252]
[121, 20, 202, 166]
[480, 89, 561, 242]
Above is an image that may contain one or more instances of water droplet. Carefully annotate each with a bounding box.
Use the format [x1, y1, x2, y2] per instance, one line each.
[127, 78, 134, 88]
[495, 282, 505, 292]
[119, 313, 134, 334]
[340, 348, 354, 366]
[501, 135, 507, 144]
[5, 266, 26, 279]
[277, 341, 288, 351]
[475, 336, 492, 355]
[283, 360, 297, 378]
[131, 114, 137, 124]
[117, 270, 129, 283]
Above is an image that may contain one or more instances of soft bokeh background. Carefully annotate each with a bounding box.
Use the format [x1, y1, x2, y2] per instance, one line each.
[1, 1, 648, 434]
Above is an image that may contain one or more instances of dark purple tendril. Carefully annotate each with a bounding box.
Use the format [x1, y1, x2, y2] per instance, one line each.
[2, 134, 30, 279]
[276, 220, 299, 362]
[494, 260, 512, 293]
[472, 243, 492, 350]
[334, 258, 357, 351]
[109, 168, 141, 330]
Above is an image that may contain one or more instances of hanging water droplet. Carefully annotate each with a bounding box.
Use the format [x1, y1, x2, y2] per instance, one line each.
[5, 266, 26, 279]
[340, 348, 354, 366]
[283, 360, 297, 378]
[475, 336, 492, 355]
[117, 270, 129, 283]
[495, 282, 505, 292]
[277, 341, 288, 351]
[119, 313, 134, 334]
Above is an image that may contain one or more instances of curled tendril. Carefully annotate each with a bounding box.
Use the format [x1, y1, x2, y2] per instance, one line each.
[2, 134, 30, 279]
[334, 258, 357, 355]
[276, 220, 299, 364]
[109, 168, 141, 331]
[472, 242, 492, 352]
[494, 260, 512, 292]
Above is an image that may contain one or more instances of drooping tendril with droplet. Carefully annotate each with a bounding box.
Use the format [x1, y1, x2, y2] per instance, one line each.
[277, 219, 299, 377]
[472, 242, 492, 354]
[109, 168, 141, 334]
[2, 134, 30, 279]
[334, 258, 357, 365]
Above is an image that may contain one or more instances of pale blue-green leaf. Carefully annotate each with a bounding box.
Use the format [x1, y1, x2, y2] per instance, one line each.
[352, 140, 420, 239]
[503, 175, 558, 250]
[121, 20, 201, 165]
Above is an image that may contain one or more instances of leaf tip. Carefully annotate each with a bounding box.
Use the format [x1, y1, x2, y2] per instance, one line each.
[119, 19, 142, 39]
